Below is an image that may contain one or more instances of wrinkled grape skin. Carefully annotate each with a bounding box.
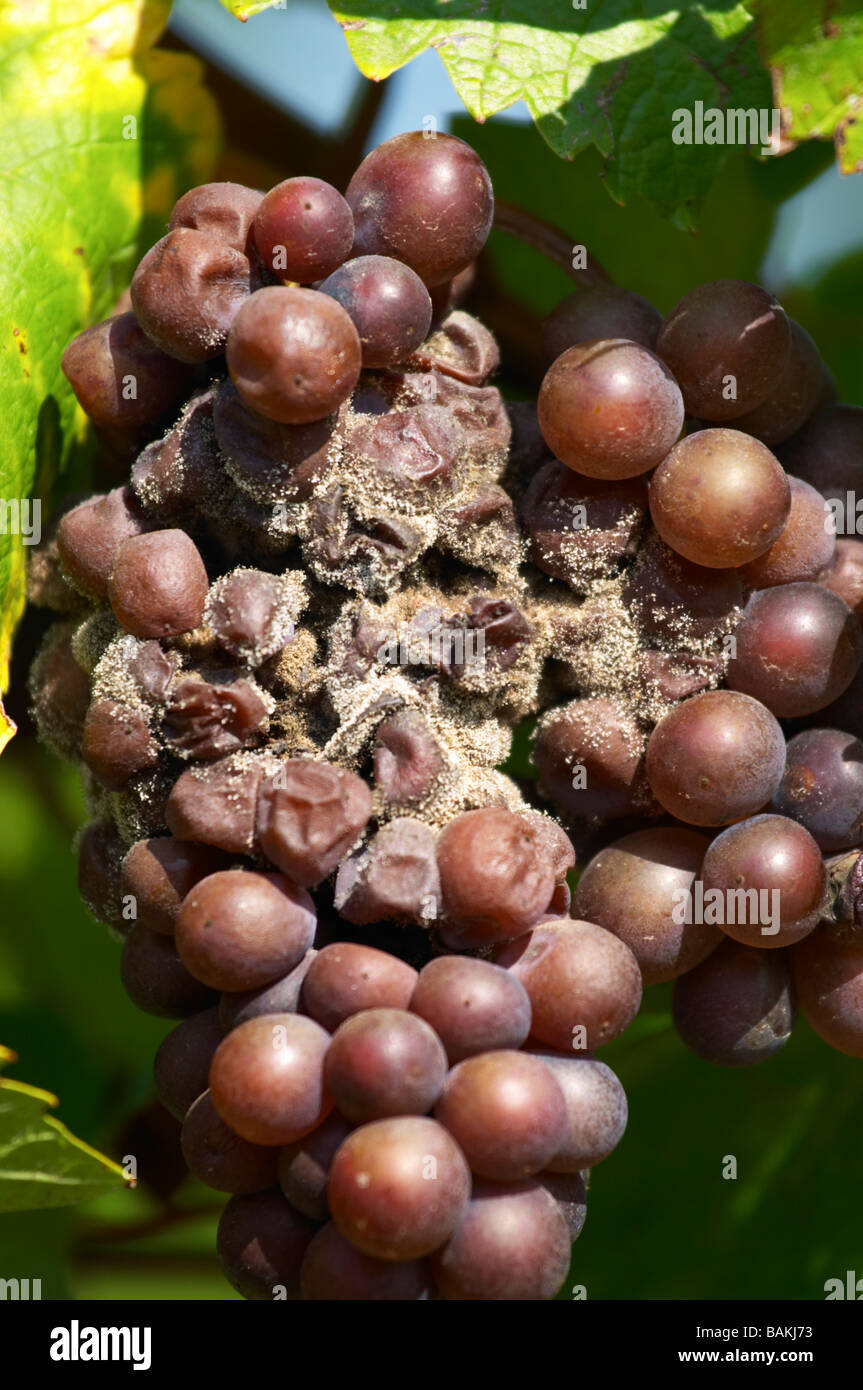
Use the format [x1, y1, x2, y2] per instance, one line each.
[572, 827, 719, 985]
[648, 430, 791, 569]
[700, 814, 825, 950]
[176, 870, 316, 993]
[219, 950, 316, 1032]
[217, 1189, 316, 1301]
[120, 925, 217, 1018]
[645, 690, 787, 827]
[318, 255, 433, 367]
[107, 529, 209, 639]
[256, 759, 373, 887]
[170, 182, 263, 253]
[792, 926, 863, 1058]
[61, 312, 193, 430]
[82, 698, 158, 790]
[537, 339, 684, 480]
[436, 807, 557, 950]
[542, 286, 662, 362]
[430, 1179, 570, 1301]
[623, 539, 744, 643]
[327, 1116, 471, 1261]
[277, 1111, 353, 1221]
[324, 1009, 448, 1124]
[301, 944, 418, 1033]
[823, 539, 863, 622]
[434, 1050, 567, 1182]
[526, 1051, 628, 1171]
[409, 957, 532, 1063]
[673, 938, 796, 1066]
[733, 320, 825, 446]
[521, 462, 649, 590]
[213, 381, 338, 505]
[726, 584, 863, 718]
[300, 1223, 430, 1301]
[209, 1013, 333, 1146]
[533, 697, 652, 821]
[657, 280, 791, 421]
[345, 132, 493, 287]
[181, 1090, 279, 1194]
[253, 176, 354, 283]
[771, 728, 863, 852]
[497, 919, 643, 1052]
[131, 228, 254, 363]
[121, 837, 231, 935]
[57, 487, 151, 599]
[226, 286, 361, 425]
[166, 756, 264, 857]
[153, 1007, 224, 1120]
[780, 404, 863, 504]
[741, 476, 835, 588]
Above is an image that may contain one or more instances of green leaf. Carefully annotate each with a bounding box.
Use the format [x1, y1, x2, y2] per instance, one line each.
[328, 1, 770, 224]
[0, 0, 219, 734]
[218, 0, 280, 18]
[0, 1048, 132, 1213]
[753, 0, 863, 173]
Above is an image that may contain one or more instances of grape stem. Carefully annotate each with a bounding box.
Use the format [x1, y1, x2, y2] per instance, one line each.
[492, 200, 613, 288]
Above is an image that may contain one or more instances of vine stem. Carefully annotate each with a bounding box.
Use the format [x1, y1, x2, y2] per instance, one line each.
[493, 199, 613, 289]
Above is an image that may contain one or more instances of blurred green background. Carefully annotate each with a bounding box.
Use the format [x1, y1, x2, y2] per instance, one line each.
[1, 0, 862, 1300]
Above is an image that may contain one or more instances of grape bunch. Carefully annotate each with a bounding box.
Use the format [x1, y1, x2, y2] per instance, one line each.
[27, 123, 863, 1300]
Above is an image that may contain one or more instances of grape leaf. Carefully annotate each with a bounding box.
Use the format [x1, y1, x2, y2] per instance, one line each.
[753, 1, 863, 173]
[327, 1, 770, 224]
[0, 0, 219, 749]
[219, 0, 280, 18]
[0, 1047, 132, 1212]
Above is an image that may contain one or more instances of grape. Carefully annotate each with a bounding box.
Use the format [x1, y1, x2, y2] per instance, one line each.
[572, 827, 719, 985]
[520, 461, 648, 591]
[434, 1050, 567, 1181]
[153, 1007, 224, 1120]
[779, 404, 863, 504]
[541, 286, 662, 362]
[533, 697, 651, 821]
[334, 818, 441, 926]
[300, 1223, 430, 1301]
[771, 728, 863, 852]
[166, 755, 267, 857]
[256, 758, 372, 887]
[213, 380, 338, 504]
[430, 1179, 570, 1301]
[163, 677, 269, 761]
[372, 712, 445, 807]
[741, 476, 835, 588]
[324, 1008, 447, 1123]
[219, 950, 316, 1031]
[57, 487, 151, 599]
[497, 919, 643, 1052]
[318, 255, 433, 367]
[82, 698, 158, 791]
[822, 539, 863, 621]
[409, 956, 532, 1063]
[176, 870, 316, 993]
[181, 1090, 278, 1194]
[209, 1013, 332, 1146]
[537, 339, 684, 480]
[107, 529, 209, 639]
[346, 403, 460, 493]
[170, 182, 263, 253]
[622, 538, 744, 643]
[277, 1111, 353, 1221]
[700, 814, 825, 949]
[345, 131, 493, 287]
[645, 690, 786, 826]
[435, 807, 557, 950]
[217, 1189, 316, 1300]
[77, 821, 125, 930]
[527, 1051, 627, 1171]
[792, 925, 863, 1058]
[672, 938, 796, 1065]
[120, 925, 217, 1018]
[131, 228, 254, 362]
[28, 625, 91, 760]
[538, 1170, 587, 1241]
[301, 943, 418, 1033]
[252, 176, 354, 282]
[205, 568, 297, 663]
[226, 286, 361, 425]
[648, 430, 791, 568]
[732, 320, 825, 446]
[328, 1115, 470, 1261]
[656, 280, 791, 420]
[121, 838, 230, 935]
[726, 584, 863, 717]
[61, 312, 193, 430]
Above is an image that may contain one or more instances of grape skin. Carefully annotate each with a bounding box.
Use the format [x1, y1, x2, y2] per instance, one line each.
[323, 1008, 448, 1123]
[433, 1050, 567, 1181]
[209, 1013, 333, 1146]
[217, 1189, 316, 1301]
[792, 926, 863, 1059]
[673, 939, 797, 1066]
[771, 728, 863, 853]
[409, 956, 532, 1063]
[430, 1179, 570, 1301]
[699, 813, 826, 950]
